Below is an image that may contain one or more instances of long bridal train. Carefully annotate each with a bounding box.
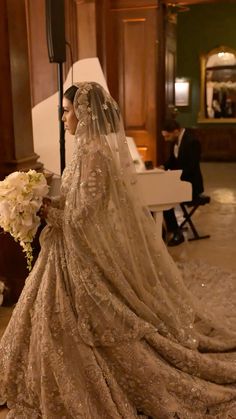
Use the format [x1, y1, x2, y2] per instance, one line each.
[0, 82, 236, 418]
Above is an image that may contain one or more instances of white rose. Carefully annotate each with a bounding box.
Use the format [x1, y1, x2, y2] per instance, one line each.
[0, 170, 50, 270]
[0, 201, 11, 219]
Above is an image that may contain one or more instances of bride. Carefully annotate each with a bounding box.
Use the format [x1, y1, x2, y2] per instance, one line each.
[0, 82, 236, 418]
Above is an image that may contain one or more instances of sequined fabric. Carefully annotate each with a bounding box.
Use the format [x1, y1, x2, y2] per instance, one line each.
[0, 83, 236, 418]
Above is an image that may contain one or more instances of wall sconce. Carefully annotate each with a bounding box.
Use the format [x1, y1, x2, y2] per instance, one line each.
[175, 78, 190, 107]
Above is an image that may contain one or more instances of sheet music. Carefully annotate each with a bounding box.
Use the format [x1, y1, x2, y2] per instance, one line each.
[126, 137, 146, 172]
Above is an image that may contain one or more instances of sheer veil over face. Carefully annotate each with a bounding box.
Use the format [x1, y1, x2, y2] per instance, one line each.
[61, 82, 236, 351]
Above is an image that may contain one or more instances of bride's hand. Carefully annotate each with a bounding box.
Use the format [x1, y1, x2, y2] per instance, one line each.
[38, 197, 51, 219]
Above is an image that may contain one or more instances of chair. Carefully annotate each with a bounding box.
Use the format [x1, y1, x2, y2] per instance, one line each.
[179, 194, 211, 241]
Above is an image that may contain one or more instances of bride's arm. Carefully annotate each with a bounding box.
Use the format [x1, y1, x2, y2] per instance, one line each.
[45, 149, 110, 228]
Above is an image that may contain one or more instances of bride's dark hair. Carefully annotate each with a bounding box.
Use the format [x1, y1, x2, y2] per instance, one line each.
[64, 84, 120, 134]
[64, 85, 78, 103]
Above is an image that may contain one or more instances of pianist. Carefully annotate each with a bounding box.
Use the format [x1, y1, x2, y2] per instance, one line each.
[161, 119, 204, 246]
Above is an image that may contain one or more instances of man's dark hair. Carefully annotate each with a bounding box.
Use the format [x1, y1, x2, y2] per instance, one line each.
[163, 119, 181, 132]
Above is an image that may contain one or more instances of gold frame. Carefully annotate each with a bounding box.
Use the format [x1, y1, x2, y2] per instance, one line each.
[198, 45, 236, 123]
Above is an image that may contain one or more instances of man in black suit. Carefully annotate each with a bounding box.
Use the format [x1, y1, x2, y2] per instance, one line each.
[161, 119, 204, 246]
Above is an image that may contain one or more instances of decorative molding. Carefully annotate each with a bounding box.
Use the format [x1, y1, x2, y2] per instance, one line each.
[75, 0, 94, 4]
[110, 0, 158, 9]
[121, 18, 146, 129]
[161, 0, 225, 5]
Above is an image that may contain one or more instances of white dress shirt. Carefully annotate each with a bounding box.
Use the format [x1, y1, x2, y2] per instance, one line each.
[174, 128, 185, 158]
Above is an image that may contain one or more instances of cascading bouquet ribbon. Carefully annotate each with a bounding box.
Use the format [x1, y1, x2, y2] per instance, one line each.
[0, 170, 49, 270]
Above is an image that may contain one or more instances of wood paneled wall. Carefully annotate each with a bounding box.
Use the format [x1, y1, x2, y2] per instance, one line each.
[25, 0, 58, 106]
[194, 127, 236, 161]
[25, 0, 96, 107]
[76, 0, 97, 59]
[96, 0, 166, 165]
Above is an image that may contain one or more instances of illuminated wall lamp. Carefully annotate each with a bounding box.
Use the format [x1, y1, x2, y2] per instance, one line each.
[175, 78, 190, 107]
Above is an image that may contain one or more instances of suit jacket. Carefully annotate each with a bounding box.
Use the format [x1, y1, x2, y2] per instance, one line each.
[164, 129, 204, 198]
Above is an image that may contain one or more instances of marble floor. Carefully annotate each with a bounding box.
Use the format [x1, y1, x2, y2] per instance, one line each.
[169, 162, 236, 272]
[0, 162, 235, 418]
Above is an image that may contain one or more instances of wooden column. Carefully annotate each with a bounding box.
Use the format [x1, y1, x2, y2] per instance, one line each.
[0, 0, 43, 305]
[0, 0, 42, 180]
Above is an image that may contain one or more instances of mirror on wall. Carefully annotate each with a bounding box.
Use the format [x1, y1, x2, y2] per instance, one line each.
[198, 46, 236, 123]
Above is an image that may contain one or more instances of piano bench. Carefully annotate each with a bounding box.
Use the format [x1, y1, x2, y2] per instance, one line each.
[179, 194, 211, 241]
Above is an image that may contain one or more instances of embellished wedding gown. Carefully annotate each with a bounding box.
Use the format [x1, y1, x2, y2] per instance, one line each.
[1, 82, 236, 418]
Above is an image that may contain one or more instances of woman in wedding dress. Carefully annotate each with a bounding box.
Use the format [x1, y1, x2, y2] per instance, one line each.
[0, 82, 236, 418]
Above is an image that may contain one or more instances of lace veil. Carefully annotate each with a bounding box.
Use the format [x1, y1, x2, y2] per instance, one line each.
[56, 82, 236, 350]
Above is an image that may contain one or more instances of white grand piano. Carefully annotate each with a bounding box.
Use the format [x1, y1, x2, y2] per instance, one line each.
[126, 137, 192, 239]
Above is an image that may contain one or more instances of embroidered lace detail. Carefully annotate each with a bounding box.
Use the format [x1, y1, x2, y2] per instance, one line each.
[1, 82, 236, 418]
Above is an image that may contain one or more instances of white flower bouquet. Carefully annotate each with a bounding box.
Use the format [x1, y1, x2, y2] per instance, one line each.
[0, 170, 49, 270]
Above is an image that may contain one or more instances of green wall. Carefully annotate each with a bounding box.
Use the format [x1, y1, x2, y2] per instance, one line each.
[176, 3, 236, 127]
